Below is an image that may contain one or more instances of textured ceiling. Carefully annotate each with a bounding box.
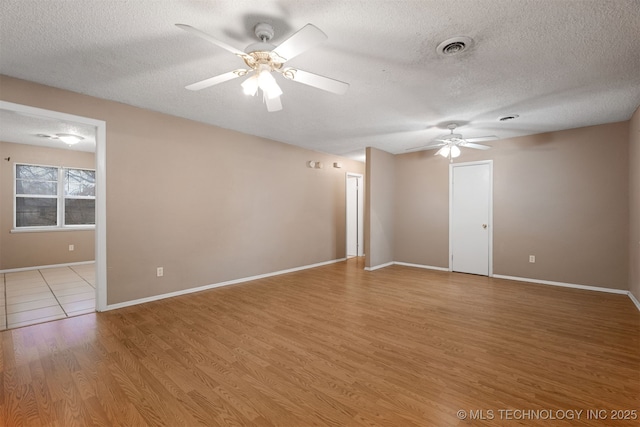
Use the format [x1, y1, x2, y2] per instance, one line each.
[1, 0, 639, 160]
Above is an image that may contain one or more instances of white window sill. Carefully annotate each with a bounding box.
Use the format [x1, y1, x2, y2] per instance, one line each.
[11, 226, 95, 233]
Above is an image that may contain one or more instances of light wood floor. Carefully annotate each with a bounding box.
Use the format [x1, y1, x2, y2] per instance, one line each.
[1, 258, 638, 426]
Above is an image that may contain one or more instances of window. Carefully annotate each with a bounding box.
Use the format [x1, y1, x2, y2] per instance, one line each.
[64, 168, 96, 225]
[15, 163, 95, 229]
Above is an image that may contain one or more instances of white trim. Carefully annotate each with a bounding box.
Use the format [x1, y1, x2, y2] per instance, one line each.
[449, 160, 493, 276]
[448, 165, 452, 271]
[11, 226, 95, 233]
[345, 172, 364, 258]
[493, 274, 628, 294]
[364, 261, 394, 271]
[95, 110, 107, 312]
[0, 101, 107, 312]
[494, 274, 640, 311]
[626, 291, 640, 311]
[104, 258, 346, 311]
[394, 262, 449, 272]
[0, 260, 94, 274]
[361, 265, 640, 312]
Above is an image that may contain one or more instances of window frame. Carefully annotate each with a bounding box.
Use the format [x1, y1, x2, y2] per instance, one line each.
[13, 162, 96, 232]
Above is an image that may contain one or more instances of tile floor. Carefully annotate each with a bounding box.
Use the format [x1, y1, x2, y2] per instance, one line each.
[0, 263, 95, 330]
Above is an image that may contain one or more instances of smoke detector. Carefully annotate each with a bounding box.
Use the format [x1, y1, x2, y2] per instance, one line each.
[436, 36, 474, 56]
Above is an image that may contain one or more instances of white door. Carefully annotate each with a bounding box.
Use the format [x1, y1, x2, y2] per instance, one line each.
[450, 161, 492, 275]
[346, 174, 363, 257]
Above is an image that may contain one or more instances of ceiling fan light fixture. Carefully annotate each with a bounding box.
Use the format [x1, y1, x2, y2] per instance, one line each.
[265, 84, 283, 100]
[177, 22, 349, 112]
[257, 70, 282, 99]
[436, 145, 450, 158]
[241, 70, 283, 99]
[241, 75, 259, 96]
[436, 144, 461, 159]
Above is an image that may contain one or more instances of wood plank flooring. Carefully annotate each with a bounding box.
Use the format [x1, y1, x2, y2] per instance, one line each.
[1, 258, 638, 426]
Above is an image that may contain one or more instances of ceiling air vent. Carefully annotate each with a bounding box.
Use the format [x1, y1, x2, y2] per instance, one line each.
[499, 114, 520, 121]
[436, 36, 474, 56]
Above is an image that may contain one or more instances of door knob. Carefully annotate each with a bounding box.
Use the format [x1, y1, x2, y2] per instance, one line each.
[482, 224, 487, 229]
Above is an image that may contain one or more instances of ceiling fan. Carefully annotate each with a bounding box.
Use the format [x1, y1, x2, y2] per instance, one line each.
[176, 22, 349, 112]
[406, 124, 497, 161]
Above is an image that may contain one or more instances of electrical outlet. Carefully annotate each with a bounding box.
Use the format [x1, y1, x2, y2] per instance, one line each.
[69, 244, 74, 251]
[156, 267, 164, 277]
[529, 255, 536, 263]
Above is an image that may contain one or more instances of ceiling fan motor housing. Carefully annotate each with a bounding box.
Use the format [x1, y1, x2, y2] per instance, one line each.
[254, 23, 274, 41]
[244, 42, 277, 53]
[243, 23, 284, 70]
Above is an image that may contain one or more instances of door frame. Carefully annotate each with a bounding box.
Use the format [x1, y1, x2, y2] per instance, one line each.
[449, 160, 493, 276]
[0, 100, 107, 310]
[345, 172, 364, 257]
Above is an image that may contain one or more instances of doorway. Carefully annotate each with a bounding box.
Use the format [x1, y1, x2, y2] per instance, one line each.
[346, 173, 364, 258]
[449, 161, 493, 276]
[0, 101, 107, 313]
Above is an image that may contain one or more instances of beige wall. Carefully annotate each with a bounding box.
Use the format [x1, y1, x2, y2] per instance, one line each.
[364, 147, 395, 268]
[392, 121, 629, 290]
[0, 75, 364, 304]
[2, 74, 633, 303]
[394, 150, 449, 267]
[0, 141, 95, 269]
[629, 106, 640, 301]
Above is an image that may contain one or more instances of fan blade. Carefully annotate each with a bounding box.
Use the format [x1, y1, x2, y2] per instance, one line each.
[463, 142, 492, 150]
[185, 70, 247, 91]
[264, 95, 283, 112]
[405, 143, 445, 152]
[176, 24, 247, 57]
[284, 68, 349, 95]
[465, 135, 498, 142]
[273, 24, 327, 61]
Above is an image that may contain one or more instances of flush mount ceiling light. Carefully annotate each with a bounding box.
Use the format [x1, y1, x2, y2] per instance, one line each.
[436, 36, 474, 56]
[55, 133, 84, 145]
[176, 21, 349, 112]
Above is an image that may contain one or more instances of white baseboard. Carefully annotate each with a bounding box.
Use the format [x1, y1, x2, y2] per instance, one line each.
[365, 261, 448, 272]
[100, 259, 640, 313]
[370, 265, 640, 312]
[394, 262, 450, 272]
[492, 274, 628, 295]
[0, 260, 95, 274]
[628, 291, 640, 311]
[104, 258, 347, 312]
[494, 274, 640, 312]
[364, 261, 394, 271]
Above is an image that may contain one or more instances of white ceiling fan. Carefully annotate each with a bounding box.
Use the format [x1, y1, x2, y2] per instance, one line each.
[176, 22, 349, 112]
[406, 124, 497, 161]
